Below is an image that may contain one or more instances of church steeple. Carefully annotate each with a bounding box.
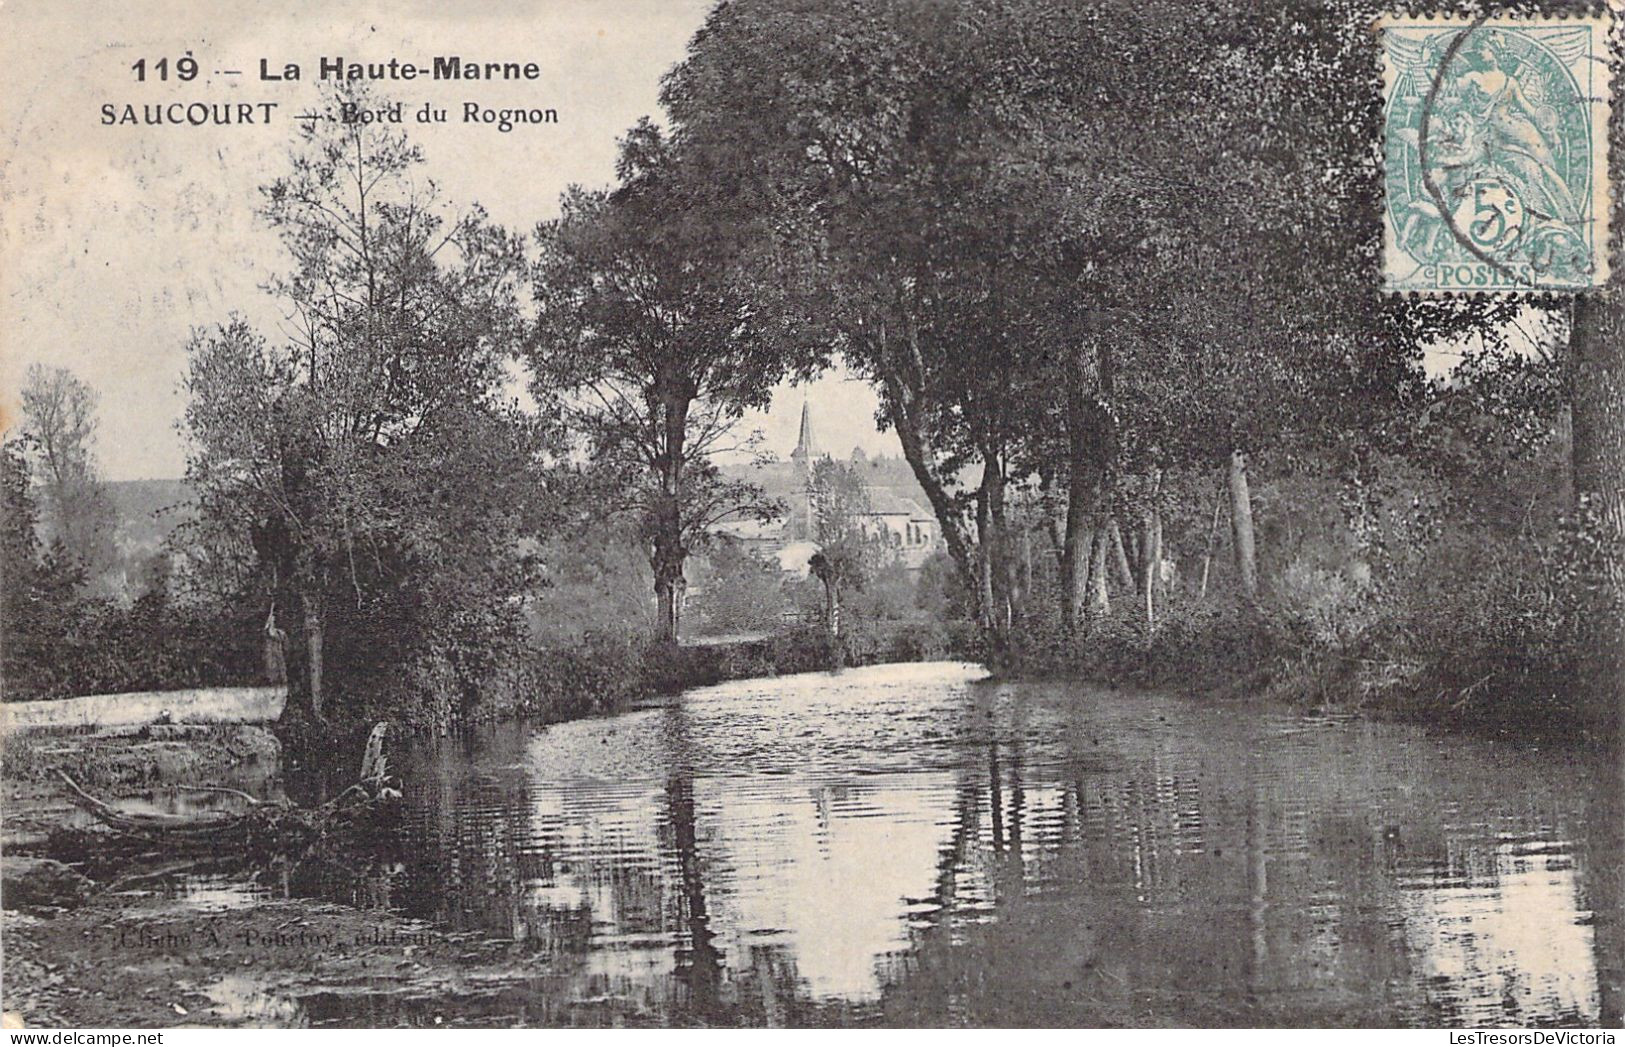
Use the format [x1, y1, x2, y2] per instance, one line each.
[790, 400, 818, 469]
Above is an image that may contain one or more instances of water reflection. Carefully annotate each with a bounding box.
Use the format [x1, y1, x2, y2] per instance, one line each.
[209, 663, 1623, 1026]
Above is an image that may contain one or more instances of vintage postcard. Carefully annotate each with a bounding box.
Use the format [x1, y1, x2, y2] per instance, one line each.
[2, 0, 1621, 1035]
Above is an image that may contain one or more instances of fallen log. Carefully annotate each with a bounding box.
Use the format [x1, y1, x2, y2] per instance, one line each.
[52, 721, 399, 853]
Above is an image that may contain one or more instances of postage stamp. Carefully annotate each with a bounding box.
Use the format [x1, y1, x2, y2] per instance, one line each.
[1380, 14, 1613, 293]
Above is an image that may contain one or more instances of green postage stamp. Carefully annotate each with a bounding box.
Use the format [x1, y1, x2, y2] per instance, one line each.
[1380, 14, 1612, 293]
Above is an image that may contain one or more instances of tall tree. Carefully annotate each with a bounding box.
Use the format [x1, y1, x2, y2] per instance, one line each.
[185, 87, 538, 724]
[1567, 5, 1625, 616]
[1, 436, 47, 689]
[663, 0, 1072, 653]
[529, 120, 812, 644]
[19, 364, 117, 583]
[1565, 8, 1624, 738]
[666, 0, 1607, 659]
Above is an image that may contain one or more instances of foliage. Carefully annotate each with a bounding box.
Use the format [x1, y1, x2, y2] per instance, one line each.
[13, 2, 1618, 746]
[183, 85, 547, 729]
[528, 120, 817, 643]
[690, 537, 788, 636]
[527, 523, 656, 644]
[17, 365, 119, 590]
[914, 548, 976, 623]
[806, 458, 886, 595]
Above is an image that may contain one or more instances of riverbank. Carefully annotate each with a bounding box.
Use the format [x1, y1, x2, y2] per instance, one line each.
[2, 725, 282, 848]
[1, 687, 286, 734]
[349, 620, 986, 731]
[1011, 602, 1620, 748]
[0, 724, 439, 1030]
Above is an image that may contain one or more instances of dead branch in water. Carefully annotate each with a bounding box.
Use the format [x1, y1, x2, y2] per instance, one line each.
[52, 722, 399, 852]
[56, 770, 259, 837]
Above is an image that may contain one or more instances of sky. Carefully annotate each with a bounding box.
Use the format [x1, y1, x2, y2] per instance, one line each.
[0, 0, 896, 480]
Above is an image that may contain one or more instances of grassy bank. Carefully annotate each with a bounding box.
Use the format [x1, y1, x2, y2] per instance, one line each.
[497, 620, 985, 725]
[1011, 598, 1620, 747]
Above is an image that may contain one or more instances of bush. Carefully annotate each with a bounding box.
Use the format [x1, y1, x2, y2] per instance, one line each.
[513, 632, 650, 722]
[2, 594, 263, 703]
[1271, 559, 1375, 649]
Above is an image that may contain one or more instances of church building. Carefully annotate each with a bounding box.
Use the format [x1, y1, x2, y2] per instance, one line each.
[716, 403, 941, 576]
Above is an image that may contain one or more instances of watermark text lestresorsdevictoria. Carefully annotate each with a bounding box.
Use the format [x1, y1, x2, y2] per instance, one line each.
[1448, 1033, 1617, 1045]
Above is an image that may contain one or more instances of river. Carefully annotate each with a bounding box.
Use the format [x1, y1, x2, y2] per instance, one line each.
[188, 662, 1621, 1027]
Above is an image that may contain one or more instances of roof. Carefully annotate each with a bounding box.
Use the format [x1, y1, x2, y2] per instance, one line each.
[865, 489, 931, 519]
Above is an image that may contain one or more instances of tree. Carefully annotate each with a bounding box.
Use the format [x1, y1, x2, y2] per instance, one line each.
[806, 457, 887, 652]
[529, 120, 813, 645]
[0, 433, 102, 699]
[663, 0, 1077, 654]
[1564, 10, 1625, 733]
[693, 537, 788, 636]
[185, 87, 539, 725]
[19, 364, 117, 584]
[1, 436, 46, 691]
[663, 0, 1614, 699]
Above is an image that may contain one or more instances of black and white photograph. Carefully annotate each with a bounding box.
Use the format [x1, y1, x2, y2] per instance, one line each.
[1, 0, 1621, 1033]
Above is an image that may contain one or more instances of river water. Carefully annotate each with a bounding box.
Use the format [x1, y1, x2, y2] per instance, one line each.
[204, 662, 1623, 1026]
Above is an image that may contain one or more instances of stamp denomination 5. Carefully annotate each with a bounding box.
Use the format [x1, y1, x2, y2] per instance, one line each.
[1380, 13, 1613, 293]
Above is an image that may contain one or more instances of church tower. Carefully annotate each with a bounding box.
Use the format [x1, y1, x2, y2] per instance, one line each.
[789, 400, 819, 540]
[790, 400, 819, 473]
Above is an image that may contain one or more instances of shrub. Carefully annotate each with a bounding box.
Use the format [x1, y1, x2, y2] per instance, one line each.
[1270, 559, 1375, 649]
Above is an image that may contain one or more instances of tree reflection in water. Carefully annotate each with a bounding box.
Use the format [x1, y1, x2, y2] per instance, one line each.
[233, 663, 1616, 1027]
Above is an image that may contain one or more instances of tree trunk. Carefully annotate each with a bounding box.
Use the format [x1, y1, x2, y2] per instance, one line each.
[652, 497, 686, 646]
[1142, 505, 1163, 632]
[1108, 518, 1134, 592]
[976, 480, 998, 638]
[303, 596, 325, 722]
[651, 386, 691, 647]
[1151, 506, 1165, 594]
[985, 462, 1018, 634]
[1058, 456, 1096, 629]
[1571, 290, 1625, 735]
[1060, 375, 1107, 629]
[1063, 521, 1095, 629]
[262, 603, 287, 685]
[1198, 479, 1223, 600]
[1572, 294, 1625, 581]
[1087, 515, 1111, 617]
[1060, 471, 1094, 631]
[882, 369, 976, 592]
[1012, 522, 1033, 625]
[1229, 449, 1260, 607]
[654, 566, 684, 645]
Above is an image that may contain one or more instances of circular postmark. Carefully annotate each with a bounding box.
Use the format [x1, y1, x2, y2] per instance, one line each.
[1386, 14, 1596, 290]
